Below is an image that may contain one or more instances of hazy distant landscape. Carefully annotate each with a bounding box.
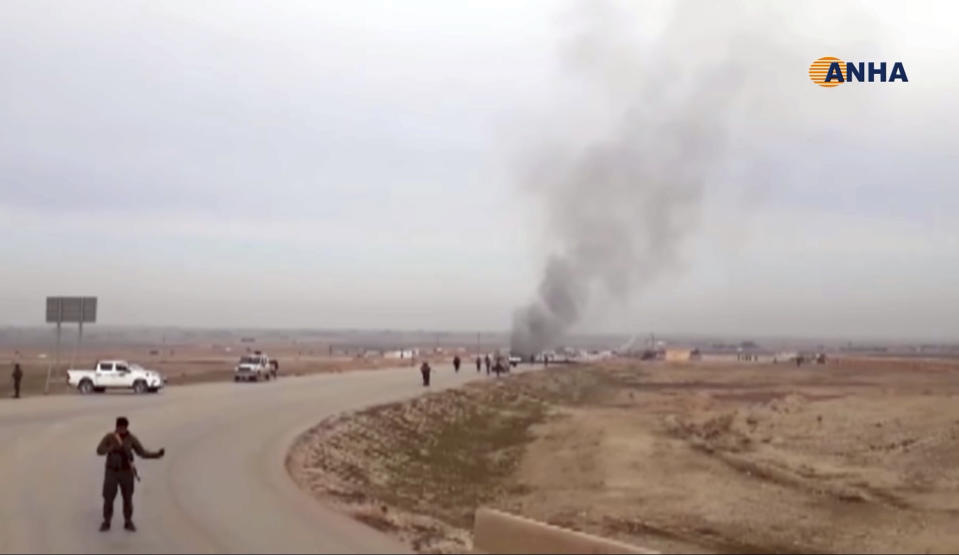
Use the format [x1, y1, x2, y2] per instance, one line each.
[3, 325, 957, 356]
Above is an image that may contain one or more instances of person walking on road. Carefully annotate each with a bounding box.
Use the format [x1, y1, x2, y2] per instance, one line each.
[96, 417, 165, 532]
[11, 363, 23, 398]
[453, 355, 461, 373]
[420, 361, 432, 387]
[475, 356, 481, 373]
[484, 354, 491, 375]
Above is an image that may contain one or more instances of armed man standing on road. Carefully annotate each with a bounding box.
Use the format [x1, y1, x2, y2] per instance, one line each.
[96, 416, 165, 532]
[11, 363, 23, 398]
[484, 354, 491, 375]
[453, 355, 461, 373]
[420, 361, 432, 387]
[475, 356, 481, 373]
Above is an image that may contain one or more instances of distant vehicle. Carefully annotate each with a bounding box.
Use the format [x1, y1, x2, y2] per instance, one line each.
[639, 349, 659, 360]
[67, 360, 165, 395]
[234, 352, 273, 382]
[508, 355, 522, 367]
[773, 351, 798, 364]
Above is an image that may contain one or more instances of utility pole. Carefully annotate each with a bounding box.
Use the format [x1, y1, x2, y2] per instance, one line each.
[46, 321, 61, 395]
[69, 320, 83, 376]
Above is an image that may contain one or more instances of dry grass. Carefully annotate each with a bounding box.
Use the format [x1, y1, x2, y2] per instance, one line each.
[288, 358, 959, 554]
[288, 375, 557, 552]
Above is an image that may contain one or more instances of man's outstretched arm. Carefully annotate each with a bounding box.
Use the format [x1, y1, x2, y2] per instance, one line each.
[130, 435, 165, 459]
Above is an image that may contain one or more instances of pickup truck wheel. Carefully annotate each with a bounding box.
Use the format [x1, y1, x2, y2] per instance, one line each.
[133, 380, 147, 394]
[78, 380, 94, 395]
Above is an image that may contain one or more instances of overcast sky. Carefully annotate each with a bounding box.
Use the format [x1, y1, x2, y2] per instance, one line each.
[1, 0, 957, 340]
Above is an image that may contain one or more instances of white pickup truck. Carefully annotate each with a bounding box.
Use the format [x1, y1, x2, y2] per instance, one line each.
[67, 360, 166, 395]
[234, 352, 276, 382]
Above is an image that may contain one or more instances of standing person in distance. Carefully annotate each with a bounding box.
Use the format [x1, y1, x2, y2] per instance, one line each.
[453, 355, 461, 373]
[96, 416, 165, 532]
[475, 356, 481, 373]
[11, 363, 23, 399]
[420, 360, 432, 387]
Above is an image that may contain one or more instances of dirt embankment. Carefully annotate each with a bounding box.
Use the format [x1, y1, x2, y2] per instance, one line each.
[288, 359, 959, 554]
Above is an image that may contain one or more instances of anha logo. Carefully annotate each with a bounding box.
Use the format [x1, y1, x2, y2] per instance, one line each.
[809, 56, 908, 88]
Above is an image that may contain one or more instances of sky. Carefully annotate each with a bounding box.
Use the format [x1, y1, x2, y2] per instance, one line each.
[1, 0, 957, 340]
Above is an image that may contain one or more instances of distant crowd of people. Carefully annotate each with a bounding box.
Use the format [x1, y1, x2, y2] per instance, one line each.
[418, 353, 513, 387]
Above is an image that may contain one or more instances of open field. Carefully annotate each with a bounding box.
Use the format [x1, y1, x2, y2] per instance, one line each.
[289, 357, 959, 553]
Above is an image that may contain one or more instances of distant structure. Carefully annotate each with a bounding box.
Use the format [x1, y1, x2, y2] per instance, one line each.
[773, 351, 799, 364]
[384, 349, 418, 360]
[665, 348, 701, 362]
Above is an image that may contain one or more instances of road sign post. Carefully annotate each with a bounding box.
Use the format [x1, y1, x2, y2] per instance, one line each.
[45, 296, 97, 394]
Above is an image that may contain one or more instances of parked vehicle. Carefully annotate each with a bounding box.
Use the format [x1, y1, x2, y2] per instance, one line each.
[67, 360, 165, 395]
[234, 352, 273, 382]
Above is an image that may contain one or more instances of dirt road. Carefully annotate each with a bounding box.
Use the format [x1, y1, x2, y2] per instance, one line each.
[0, 364, 486, 554]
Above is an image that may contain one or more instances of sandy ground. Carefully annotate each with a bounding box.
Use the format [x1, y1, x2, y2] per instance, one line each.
[289, 357, 959, 554]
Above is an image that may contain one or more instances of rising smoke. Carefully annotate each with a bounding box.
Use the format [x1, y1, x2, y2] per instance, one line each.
[510, 0, 750, 356]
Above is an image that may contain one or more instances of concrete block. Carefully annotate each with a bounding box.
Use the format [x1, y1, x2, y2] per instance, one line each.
[473, 507, 658, 554]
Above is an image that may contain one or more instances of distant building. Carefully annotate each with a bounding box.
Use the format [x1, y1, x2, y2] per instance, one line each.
[665, 348, 701, 362]
[384, 349, 418, 359]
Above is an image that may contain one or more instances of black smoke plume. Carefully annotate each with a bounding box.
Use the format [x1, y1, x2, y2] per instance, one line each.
[510, 0, 746, 356]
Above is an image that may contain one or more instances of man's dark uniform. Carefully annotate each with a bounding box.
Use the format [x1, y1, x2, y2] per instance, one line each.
[475, 357, 481, 373]
[420, 362, 431, 387]
[12, 364, 23, 398]
[96, 431, 162, 527]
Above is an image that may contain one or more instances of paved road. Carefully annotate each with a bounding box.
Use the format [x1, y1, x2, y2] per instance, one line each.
[0, 364, 501, 553]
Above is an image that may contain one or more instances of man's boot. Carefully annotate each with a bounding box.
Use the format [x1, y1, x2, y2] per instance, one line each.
[99, 521, 110, 532]
[124, 521, 137, 532]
